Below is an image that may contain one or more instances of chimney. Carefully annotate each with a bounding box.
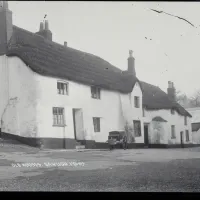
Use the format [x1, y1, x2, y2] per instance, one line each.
[0, 1, 13, 55]
[39, 22, 44, 31]
[167, 81, 176, 102]
[36, 20, 52, 41]
[127, 50, 136, 76]
[44, 20, 49, 30]
[64, 41, 67, 48]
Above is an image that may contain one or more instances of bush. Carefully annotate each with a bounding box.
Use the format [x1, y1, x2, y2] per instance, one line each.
[124, 121, 135, 143]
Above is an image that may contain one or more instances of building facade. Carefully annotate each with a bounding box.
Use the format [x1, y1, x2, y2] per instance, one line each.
[186, 107, 200, 144]
[0, 1, 193, 149]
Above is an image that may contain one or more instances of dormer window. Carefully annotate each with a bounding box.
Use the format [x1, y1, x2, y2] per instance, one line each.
[57, 81, 68, 95]
[91, 86, 101, 99]
[134, 96, 140, 108]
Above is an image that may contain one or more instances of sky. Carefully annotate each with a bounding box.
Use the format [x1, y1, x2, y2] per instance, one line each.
[8, 1, 200, 97]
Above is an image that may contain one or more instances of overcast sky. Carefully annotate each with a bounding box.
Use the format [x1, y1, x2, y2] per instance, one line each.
[8, 1, 200, 97]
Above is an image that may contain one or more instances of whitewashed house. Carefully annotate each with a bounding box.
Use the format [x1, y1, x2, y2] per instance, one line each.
[0, 2, 193, 149]
[142, 81, 193, 148]
[186, 107, 200, 144]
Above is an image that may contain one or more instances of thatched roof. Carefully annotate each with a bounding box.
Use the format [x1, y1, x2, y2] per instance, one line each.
[141, 81, 192, 117]
[192, 123, 200, 132]
[7, 26, 139, 93]
[6, 25, 191, 117]
[152, 116, 167, 122]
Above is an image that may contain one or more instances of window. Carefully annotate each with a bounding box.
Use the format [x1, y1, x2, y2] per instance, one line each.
[133, 120, 141, 137]
[143, 108, 145, 117]
[134, 96, 140, 108]
[53, 107, 65, 126]
[186, 130, 189, 141]
[171, 125, 176, 139]
[91, 86, 101, 99]
[57, 82, 68, 95]
[184, 116, 187, 125]
[93, 117, 100, 132]
[171, 109, 175, 115]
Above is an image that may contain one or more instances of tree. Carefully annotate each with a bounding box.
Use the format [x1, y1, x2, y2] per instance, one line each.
[175, 89, 190, 108]
[189, 90, 200, 108]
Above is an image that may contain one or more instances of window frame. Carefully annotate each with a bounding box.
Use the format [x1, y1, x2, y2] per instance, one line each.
[91, 86, 101, 99]
[185, 130, 189, 142]
[52, 107, 65, 127]
[134, 96, 140, 108]
[184, 116, 187, 125]
[133, 120, 141, 137]
[93, 117, 101, 132]
[171, 125, 176, 139]
[57, 81, 69, 95]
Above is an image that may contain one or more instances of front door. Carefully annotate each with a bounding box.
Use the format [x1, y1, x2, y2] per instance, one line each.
[72, 108, 84, 141]
[144, 124, 149, 146]
[180, 131, 184, 148]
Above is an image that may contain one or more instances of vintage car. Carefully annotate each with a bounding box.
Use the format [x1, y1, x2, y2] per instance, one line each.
[107, 130, 128, 150]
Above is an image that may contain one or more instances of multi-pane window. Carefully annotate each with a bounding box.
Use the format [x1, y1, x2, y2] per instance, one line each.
[171, 125, 176, 139]
[91, 86, 101, 99]
[184, 116, 187, 125]
[185, 130, 189, 141]
[57, 82, 68, 95]
[134, 96, 140, 108]
[53, 107, 65, 126]
[171, 109, 175, 115]
[93, 117, 100, 132]
[133, 120, 141, 137]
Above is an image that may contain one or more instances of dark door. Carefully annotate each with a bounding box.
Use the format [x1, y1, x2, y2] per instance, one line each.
[144, 124, 149, 146]
[180, 131, 184, 148]
[72, 109, 77, 140]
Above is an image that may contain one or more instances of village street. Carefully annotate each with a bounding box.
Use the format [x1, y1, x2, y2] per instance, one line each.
[0, 143, 200, 191]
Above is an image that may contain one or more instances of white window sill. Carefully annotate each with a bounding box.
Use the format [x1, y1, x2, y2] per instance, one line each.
[53, 125, 67, 127]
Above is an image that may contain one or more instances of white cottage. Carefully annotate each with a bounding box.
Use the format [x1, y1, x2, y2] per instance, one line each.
[0, 2, 193, 149]
[0, 2, 145, 149]
[186, 107, 200, 144]
[142, 81, 193, 148]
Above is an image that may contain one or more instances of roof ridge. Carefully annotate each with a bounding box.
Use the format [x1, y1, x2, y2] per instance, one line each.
[13, 25, 123, 73]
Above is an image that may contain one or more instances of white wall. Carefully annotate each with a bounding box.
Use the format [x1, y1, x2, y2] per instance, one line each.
[192, 130, 200, 144]
[0, 55, 9, 129]
[144, 109, 192, 144]
[0, 56, 38, 138]
[120, 82, 144, 143]
[0, 56, 144, 144]
[35, 73, 143, 143]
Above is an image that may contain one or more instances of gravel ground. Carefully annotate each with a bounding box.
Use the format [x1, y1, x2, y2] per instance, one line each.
[1, 144, 200, 191]
[1, 158, 200, 191]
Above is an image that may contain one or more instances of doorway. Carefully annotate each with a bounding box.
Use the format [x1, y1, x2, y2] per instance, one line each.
[72, 108, 84, 141]
[180, 131, 184, 148]
[144, 123, 149, 146]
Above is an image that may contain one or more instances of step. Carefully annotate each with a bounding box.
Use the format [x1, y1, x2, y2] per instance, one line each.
[75, 145, 85, 150]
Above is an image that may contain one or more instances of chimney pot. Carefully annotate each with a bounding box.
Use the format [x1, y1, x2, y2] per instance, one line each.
[39, 22, 44, 31]
[64, 41, 67, 47]
[129, 50, 133, 57]
[167, 81, 176, 102]
[127, 50, 136, 76]
[44, 20, 49, 30]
